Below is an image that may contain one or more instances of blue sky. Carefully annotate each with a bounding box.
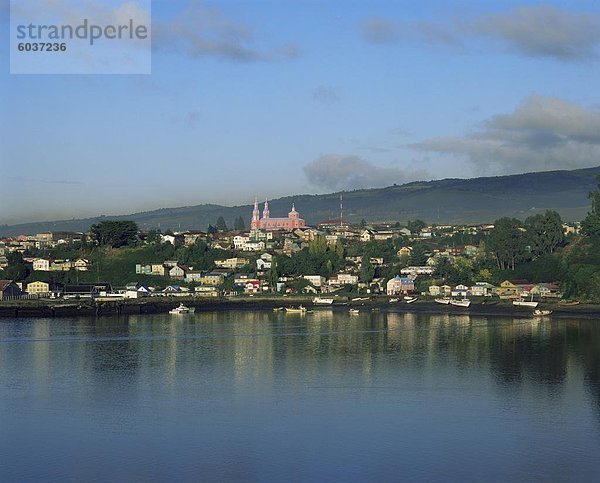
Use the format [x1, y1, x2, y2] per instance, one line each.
[2, 0, 600, 224]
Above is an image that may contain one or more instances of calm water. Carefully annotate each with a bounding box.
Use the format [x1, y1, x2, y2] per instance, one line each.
[1, 310, 600, 481]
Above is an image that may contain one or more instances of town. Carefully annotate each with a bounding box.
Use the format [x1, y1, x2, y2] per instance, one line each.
[1, 189, 598, 308]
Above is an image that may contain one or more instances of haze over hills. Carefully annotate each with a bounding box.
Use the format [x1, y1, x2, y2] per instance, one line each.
[2, 166, 599, 237]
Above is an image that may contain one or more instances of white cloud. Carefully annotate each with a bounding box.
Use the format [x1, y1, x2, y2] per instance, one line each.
[410, 95, 600, 174]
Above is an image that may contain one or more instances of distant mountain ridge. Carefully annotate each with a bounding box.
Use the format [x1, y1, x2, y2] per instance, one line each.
[2, 166, 599, 236]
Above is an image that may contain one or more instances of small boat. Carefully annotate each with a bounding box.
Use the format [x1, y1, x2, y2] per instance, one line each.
[352, 297, 368, 301]
[273, 307, 285, 312]
[313, 297, 334, 305]
[169, 303, 191, 314]
[404, 296, 418, 304]
[513, 299, 538, 308]
[389, 298, 399, 303]
[559, 300, 580, 306]
[285, 306, 307, 313]
[533, 309, 552, 317]
[450, 299, 471, 308]
[349, 309, 360, 315]
[435, 298, 451, 305]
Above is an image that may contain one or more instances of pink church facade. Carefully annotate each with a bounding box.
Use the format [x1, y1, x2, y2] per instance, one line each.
[251, 198, 306, 231]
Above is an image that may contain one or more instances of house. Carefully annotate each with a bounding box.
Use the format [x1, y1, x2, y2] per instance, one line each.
[303, 275, 325, 287]
[32, 258, 51, 271]
[0, 280, 23, 299]
[441, 285, 452, 296]
[244, 280, 262, 294]
[184, 270, 204, 282]
[193, 286, 219, 297]
[497, 280, 531, 298]
[136, 264, 152, 275]
[531, 283, 562, 298]
[26, 281, 50, 295]
[401, 266, 435, 277]
[470, 282, 496, 297]
[0, 256, 8, 269]
[373, 230, 394, 241]
[163, 285, 185, 295]
[169, 265, 187, 280]
[428, 285, 441, 296]
[63, 284, 99, 298]
[214, 258, 248, 269]
[369, 257, 384, 267]
[200, 272, 225, 286]
[328, 273, 359, 287]
[397, 246, 412, 258]
[360, 229, 373, 242]
[151, 264, 167, 276]
[73, 259, 90, 271]
[451, 284, 470, 297]
[256, 258, 272, 270]
[386, 276, 415, 295]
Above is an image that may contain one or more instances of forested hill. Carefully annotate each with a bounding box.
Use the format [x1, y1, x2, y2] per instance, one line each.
[3, 166, 600, 236]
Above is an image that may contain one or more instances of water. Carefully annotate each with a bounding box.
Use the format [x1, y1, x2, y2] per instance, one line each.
[1, 310, 599, 481]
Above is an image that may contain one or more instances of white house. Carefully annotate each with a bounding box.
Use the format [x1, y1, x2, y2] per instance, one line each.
[386, 276, 415, 295]
[303, 275, 325, 287]
[32, 258, 51, 271]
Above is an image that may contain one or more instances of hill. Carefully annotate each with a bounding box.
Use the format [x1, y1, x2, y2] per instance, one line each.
[2, 166, 599, 236]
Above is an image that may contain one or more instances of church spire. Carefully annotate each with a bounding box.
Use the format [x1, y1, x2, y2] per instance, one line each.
[263, 198, 270, 219]
[251, 196, 260, 230]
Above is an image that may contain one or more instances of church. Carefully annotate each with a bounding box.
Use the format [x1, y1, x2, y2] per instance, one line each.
[250, 198, 306, 231]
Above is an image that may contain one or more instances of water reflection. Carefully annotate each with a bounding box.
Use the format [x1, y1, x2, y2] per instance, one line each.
[1, 311, 599, 480]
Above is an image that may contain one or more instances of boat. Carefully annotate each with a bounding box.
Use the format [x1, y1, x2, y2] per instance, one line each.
[352, 297, 368, 301]
[169, 303, 191, 314]
[273, 307, 285, 312]
[349, 309, 360, 315]
[435, 298, 451, 305]
[533, 309, 553, 317]
[450, 299, 471, 308]
[285, 306, 307, 313]
[313, 297, 334, 305]
[558, 300, 580, 306]
[404, 296, 418, 304]
[513, 299, 538, 308]
[389, 298, 399, 303]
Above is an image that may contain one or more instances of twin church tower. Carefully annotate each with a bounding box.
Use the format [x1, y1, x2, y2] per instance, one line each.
[250, 198, 306, 231]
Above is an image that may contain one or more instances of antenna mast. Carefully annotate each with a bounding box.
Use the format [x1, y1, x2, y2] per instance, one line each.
[340, 194, 343, 227]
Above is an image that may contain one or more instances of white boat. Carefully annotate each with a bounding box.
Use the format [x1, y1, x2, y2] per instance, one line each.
[313, 297, 334, 305]
[404, 296, 418, 304]
[352, 297, 368, 301]
[349, 309, 360, 315]
[450, 299, 471, 308]
[285, 305, 307, 313]
[513, 299, 538, 308]
[389, 298, 399, 303]
[533, 309, 552, 317]
[169, 303, 191, 314]
[435, 298, 451, 305]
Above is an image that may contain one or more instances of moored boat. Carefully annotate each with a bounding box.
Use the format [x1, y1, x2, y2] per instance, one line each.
[558, 300, 580, 306]
[169, 303, 191, 314]
[285, 305, 307, 313]
[389, 298, 399, 303]
[435, 298, 451, 305]
[450, 298, 471, 308]
[404, 296, 418, 304]
[349, 308, 360, 315]
[313, 297, 334, 305]
[513, 299, 539, 308]
[533, 309, 553, 317]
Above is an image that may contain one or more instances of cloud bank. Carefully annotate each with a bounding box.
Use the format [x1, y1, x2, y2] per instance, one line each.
[303, 154, 426, 191]
[360, 5, 600, 61]
[410, 95, 600, 175]
[154, 0, 299, 62]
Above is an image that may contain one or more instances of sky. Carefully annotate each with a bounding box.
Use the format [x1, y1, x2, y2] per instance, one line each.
[2, 0, 600, 224]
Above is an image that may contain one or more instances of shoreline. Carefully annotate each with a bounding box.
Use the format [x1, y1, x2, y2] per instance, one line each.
[1, 297, 600, 320]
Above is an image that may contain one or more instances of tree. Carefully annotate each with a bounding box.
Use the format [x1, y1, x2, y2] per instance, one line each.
[4, 252, 30, 280]
[268, 257, 279, 290]
[525, 210, 564, 257]
[216, 216, 228, 232]
[407, 219, 427, 235]
[207, 224, 217, 234]
[359, 259, 375, 283]
[360, 219, 367, 228]
[90, 221, 138, 248]
[582, 176, 600, 237]
[488, 217, 527, 270]
[409, 244, 429, 265]
[234, 216, 246, 231]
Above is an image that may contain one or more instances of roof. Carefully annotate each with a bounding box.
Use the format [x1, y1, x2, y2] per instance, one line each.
[0, 280, 16, 291]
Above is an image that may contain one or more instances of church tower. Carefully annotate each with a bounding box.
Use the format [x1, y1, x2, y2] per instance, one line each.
[263, 198, 270, 219]
[251, 197, 260, 230]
